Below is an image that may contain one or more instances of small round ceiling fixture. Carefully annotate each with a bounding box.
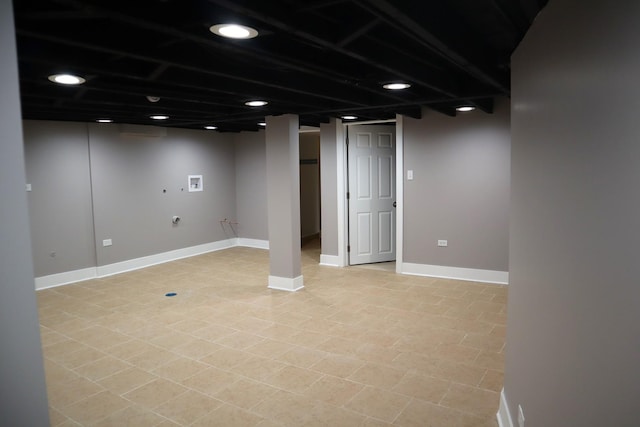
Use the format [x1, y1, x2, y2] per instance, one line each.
[96, 119, 113, 123]
[456, 105, 475, 112]
[245, 100, 268, 107]
[341, 115, 358, 120]
[210, 24, 259, 39]
[146, 96, 160, 103]
[48, 73, 85, 85]
[150, 115, 169, 120]
[383, 82, 411, 90]
[204, 125, 218, 130]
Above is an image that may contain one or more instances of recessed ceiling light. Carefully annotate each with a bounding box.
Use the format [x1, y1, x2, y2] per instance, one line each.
[204, 125, 218, 130]
[245, 100, 268, 107]
[210, 24, 259, 39]
[150, 115, 169, 120]
[258, 122, 266, 126]
[383, 82, 411, 90]
[48, 73, 85, 85]
[341, 115, 358, 120]
[456, 106, 475, 112]
[96, 119, 113, 123]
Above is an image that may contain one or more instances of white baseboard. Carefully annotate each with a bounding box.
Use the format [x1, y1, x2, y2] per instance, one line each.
[319, 254, 340, 267]
[35, 267, 98, 290]
[35, 237, 274, 290]
[237, 238, 269, 250]
[96, 239, 237, 278]
[401, 262, 509, 285]
[497, 388, 514, 427]
[268, 275, 304, 292]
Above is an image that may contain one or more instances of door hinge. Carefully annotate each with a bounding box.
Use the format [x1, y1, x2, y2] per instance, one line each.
[347, 245, 350, 252]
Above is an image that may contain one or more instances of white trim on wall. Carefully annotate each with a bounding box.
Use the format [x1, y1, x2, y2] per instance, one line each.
[402, 262, 509, 285]
[237, 238, 269, 249]
[35, 238, 271, 290]
[34, 267, 98, 290]
[395, 114, 404, 274]
[497, 388, 514, 427]
[268, 275, 304, 292]
[96, 239, 236, 277]
[336, 120, 347, 267]
[319, 254, 340, 267]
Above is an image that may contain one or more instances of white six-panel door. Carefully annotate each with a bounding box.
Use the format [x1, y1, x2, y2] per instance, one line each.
[348, 125, 395, 265]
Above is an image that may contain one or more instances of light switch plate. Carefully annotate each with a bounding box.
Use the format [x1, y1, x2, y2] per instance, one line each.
[407, 170, 414, 180]
[437, 240, 448, 247]
[102, 239, 113, 247]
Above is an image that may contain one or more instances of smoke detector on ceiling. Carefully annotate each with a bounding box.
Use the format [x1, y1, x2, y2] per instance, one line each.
[146, 96, 160, 103]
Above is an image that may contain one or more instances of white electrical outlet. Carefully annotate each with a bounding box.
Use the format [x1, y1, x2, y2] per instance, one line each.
[437, 240, 448, 247]
[518, 404, 525, 427]
[102, 239, 113, 247]
[407, 170, 414, 180]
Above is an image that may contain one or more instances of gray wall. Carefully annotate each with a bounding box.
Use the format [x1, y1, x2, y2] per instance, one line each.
[24, 122, 96, 277]
[299, 132, 320, 238]
[234, 131, 268, 240]
[319, 120, 341, 257]
[505, 1, 640, 425]
[0, 0, 50, 423]
[89, 124, 236, 266]
[24, 120, 237, 272]
[403, 99, 510, 271]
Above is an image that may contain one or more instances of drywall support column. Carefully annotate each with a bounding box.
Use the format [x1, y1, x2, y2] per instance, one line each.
[319, 118, 346, 267]
[265, 114, 304, 291]
[0, 1, 51, 424]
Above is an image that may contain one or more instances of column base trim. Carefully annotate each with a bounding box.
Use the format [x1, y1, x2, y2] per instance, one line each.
[268, 275, 304, 292]
[319, 254, 340, 267]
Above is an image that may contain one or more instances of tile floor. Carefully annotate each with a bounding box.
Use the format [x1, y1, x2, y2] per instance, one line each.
[38, 240, 506, 426]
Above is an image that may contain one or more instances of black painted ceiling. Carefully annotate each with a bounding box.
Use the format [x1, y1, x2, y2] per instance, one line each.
[14, 0, 547, 132]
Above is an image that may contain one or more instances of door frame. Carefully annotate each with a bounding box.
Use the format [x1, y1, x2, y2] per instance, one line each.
[339, 116, 404, 272]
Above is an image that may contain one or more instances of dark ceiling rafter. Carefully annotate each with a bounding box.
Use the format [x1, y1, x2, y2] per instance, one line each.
[14, 0, 548, 131]
[290, 2, 447, 76]
[358, 0, 509, 95]
[49, 0, 410, 107]
[336, 18, 379, 47]
[488, 0, 525, 36]
[205, 0, 462, 99]
[294, 0, 350, 13]
[19, 54, 336, 113]
[17, 29, 373, 109]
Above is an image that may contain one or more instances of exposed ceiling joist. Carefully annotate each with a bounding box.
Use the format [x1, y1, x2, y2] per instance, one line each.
[14, 0, 547, 131]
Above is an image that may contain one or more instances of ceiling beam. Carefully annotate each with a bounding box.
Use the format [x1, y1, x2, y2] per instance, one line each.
[337, 18, 379, 48]
[50, 0, 408, 106]
[470, 97, 495, 114]
[294, 0, 350, 12]
[205, 0, 462, 100]
[17, 30, 372, 108]
[358, 0, 509, 94]
[429, 105, 456, 117]
[394, 106, 422, 120]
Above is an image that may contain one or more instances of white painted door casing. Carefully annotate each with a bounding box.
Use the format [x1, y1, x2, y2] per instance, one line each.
[348, 125, 396, 265]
